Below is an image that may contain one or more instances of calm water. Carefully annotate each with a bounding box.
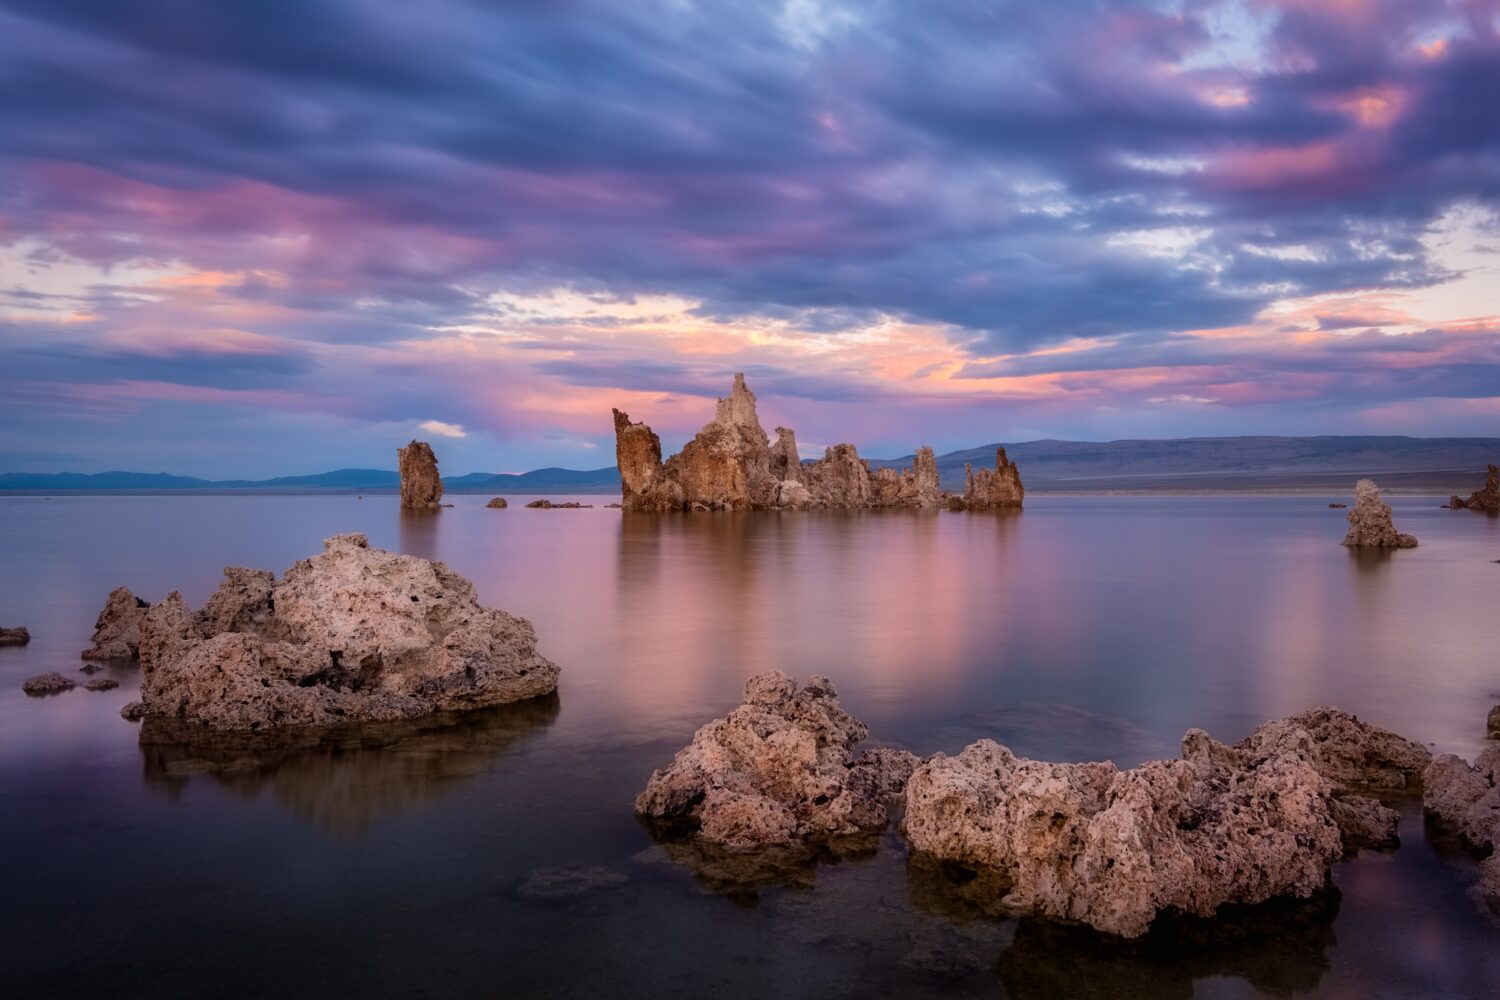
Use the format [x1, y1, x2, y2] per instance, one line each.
[2, 494, 1498, 998]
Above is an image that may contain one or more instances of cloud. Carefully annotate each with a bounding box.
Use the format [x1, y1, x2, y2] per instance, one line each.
[418, 419, 466, 438]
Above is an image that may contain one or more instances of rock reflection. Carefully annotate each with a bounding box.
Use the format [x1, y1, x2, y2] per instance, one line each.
[910, 855, 1339, 998]
[139, 695, 559, 834]
[396, 507, 443, 560]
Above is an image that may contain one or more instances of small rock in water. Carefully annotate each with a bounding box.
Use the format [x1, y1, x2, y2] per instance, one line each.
[0, 625, 31, 645]
[1340, 480, 1417, 548]
[120, 701, 147, 722]
[79, 663, 104, 674]
[23, 672, 76, 695]
[526, 499, 592, 508]
[1327, 502, 1346, 509]
[516, 865, 629, 900]
[485, 497, 508, 509]
[84, 677, 119, 692]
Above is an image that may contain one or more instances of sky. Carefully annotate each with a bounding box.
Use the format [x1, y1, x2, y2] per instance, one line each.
[1, 0, 1497, 478]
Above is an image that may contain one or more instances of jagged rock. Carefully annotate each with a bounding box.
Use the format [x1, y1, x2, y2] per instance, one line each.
[901, 723, 1349, 938]
[636, 672, 919, 850]
[1488, 704, 1500, 740]
[611, 374, 976, 512]
[1446, 465, 1500, 511]
[80, 586, 151, 660]
[1329, 795, 1400, 851]
[485, 497, 508, 509]
[1233, 706, 1431, 792]
[954, 447, 1025, 510]
[1341, 479, 1417, 548]
[525, 499, 591, 508]
[23, 672, 76, 694]
[1423, 745, 1500, 908]
[84, 677, 119, 692]
[121, 701, 147, 721]
[0, 625, 30, 645]
[397, 440, 443, 510]
[134, 533, 559, 730]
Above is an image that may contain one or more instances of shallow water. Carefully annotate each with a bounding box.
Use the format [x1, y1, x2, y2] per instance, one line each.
[1, 493, 1497, 998]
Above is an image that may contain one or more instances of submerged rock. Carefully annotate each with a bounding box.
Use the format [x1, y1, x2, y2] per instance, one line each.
[1423, 744, 1500, 909]
[0, 625, 29, 645]
[397, 440, 443, 510]
[1341, 479, 1417, 548]
[485, 497, 508, 509]
[1446, 465, 1500, 511]
[901, 717, 1372, 938]
[84, 677, 119, 692]
[80, 586, 151, 660]
[134, 533, 559, 730]
[23, 672, 76, 694]
[612, 373, 984, 512]
[636, 672, 919, 850]
[525, 499, 592, 508]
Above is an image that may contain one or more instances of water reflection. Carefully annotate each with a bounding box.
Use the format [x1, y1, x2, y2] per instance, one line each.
[396, 508, 443, 561]
[138, 695, 559, 834]
[634, 818, 880, 902]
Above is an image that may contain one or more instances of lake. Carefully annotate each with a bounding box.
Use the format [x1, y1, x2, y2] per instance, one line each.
[1, 493, 1497, 998]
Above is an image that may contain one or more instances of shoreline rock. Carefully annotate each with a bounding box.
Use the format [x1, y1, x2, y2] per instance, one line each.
[0, 625, 30, 645]
[613, 373, 1016, 512]
[134, 533, 559, 730]
[1423, 742, 1500, 910]
[636, 672, 919, 850]
[397, 440, 443, 510]
[1341, 479, 1417, 548]
[1445, 465, 1500, 511]
[80, 587, 151, 660]
[23, 672, 76, 694]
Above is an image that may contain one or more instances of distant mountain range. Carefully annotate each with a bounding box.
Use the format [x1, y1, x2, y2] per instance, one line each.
[3, 436, 1497, 494]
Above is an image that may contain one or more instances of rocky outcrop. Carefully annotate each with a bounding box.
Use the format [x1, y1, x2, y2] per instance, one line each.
[1446, 465, 1500, 511]
[0, 626, 29, 645]
[1341, 479, 1417, 548]
[485, 497, 508, 509]
[953, 447, 1025, 510]
[636, 672, 919, 850]
[612, 374, 987, 511]
[23, 672, 76, 694]
[525, 499, 592, 508]
[134, 533, 559, 730]
[899, 709, 1424, 938]
[397, 440, 443, 510]
[1423, 744, 1500, 909]
[80, 586, 151, 660]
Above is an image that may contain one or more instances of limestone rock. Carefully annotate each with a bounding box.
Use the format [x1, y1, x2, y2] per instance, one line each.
[1233, 707, 1431, 792]
[1446, 465, 1500, 511]
[901, 724, 1347, 938]
[84, 677, 120, 692]
[1341, 480, 1417, 548]
[955, 447, 1025, 510]
[80, 586, 151, 660]
[1423, 745, 1500, 907]
[0, 625, 29, 645]
[636, 672, 919, 849]
[397, 440, 443, 510]
[486, 497, 508, 509]
[134, 533, 559, 730]
[610, 373, 990, 511]
[23, 672, 76, 694]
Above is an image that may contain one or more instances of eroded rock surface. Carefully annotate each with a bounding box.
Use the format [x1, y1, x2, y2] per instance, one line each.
[23, 672, 76, 694]
[612, 373, 992, 511]
[1446, 465, 1500, 511]
[1424, 744, 1500, 909]
[1234, 707, 1431, 792]
[1341, 479, 1417, 548]
[636, 672, 919, 850]
[0, 626, 29, 645]
[80, 586, 151, 660]
[135, 533, 559, 730]
[955, 448, 1026, 510]
[397, 440, 443, 510]
[901, 722, 1359, 937]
